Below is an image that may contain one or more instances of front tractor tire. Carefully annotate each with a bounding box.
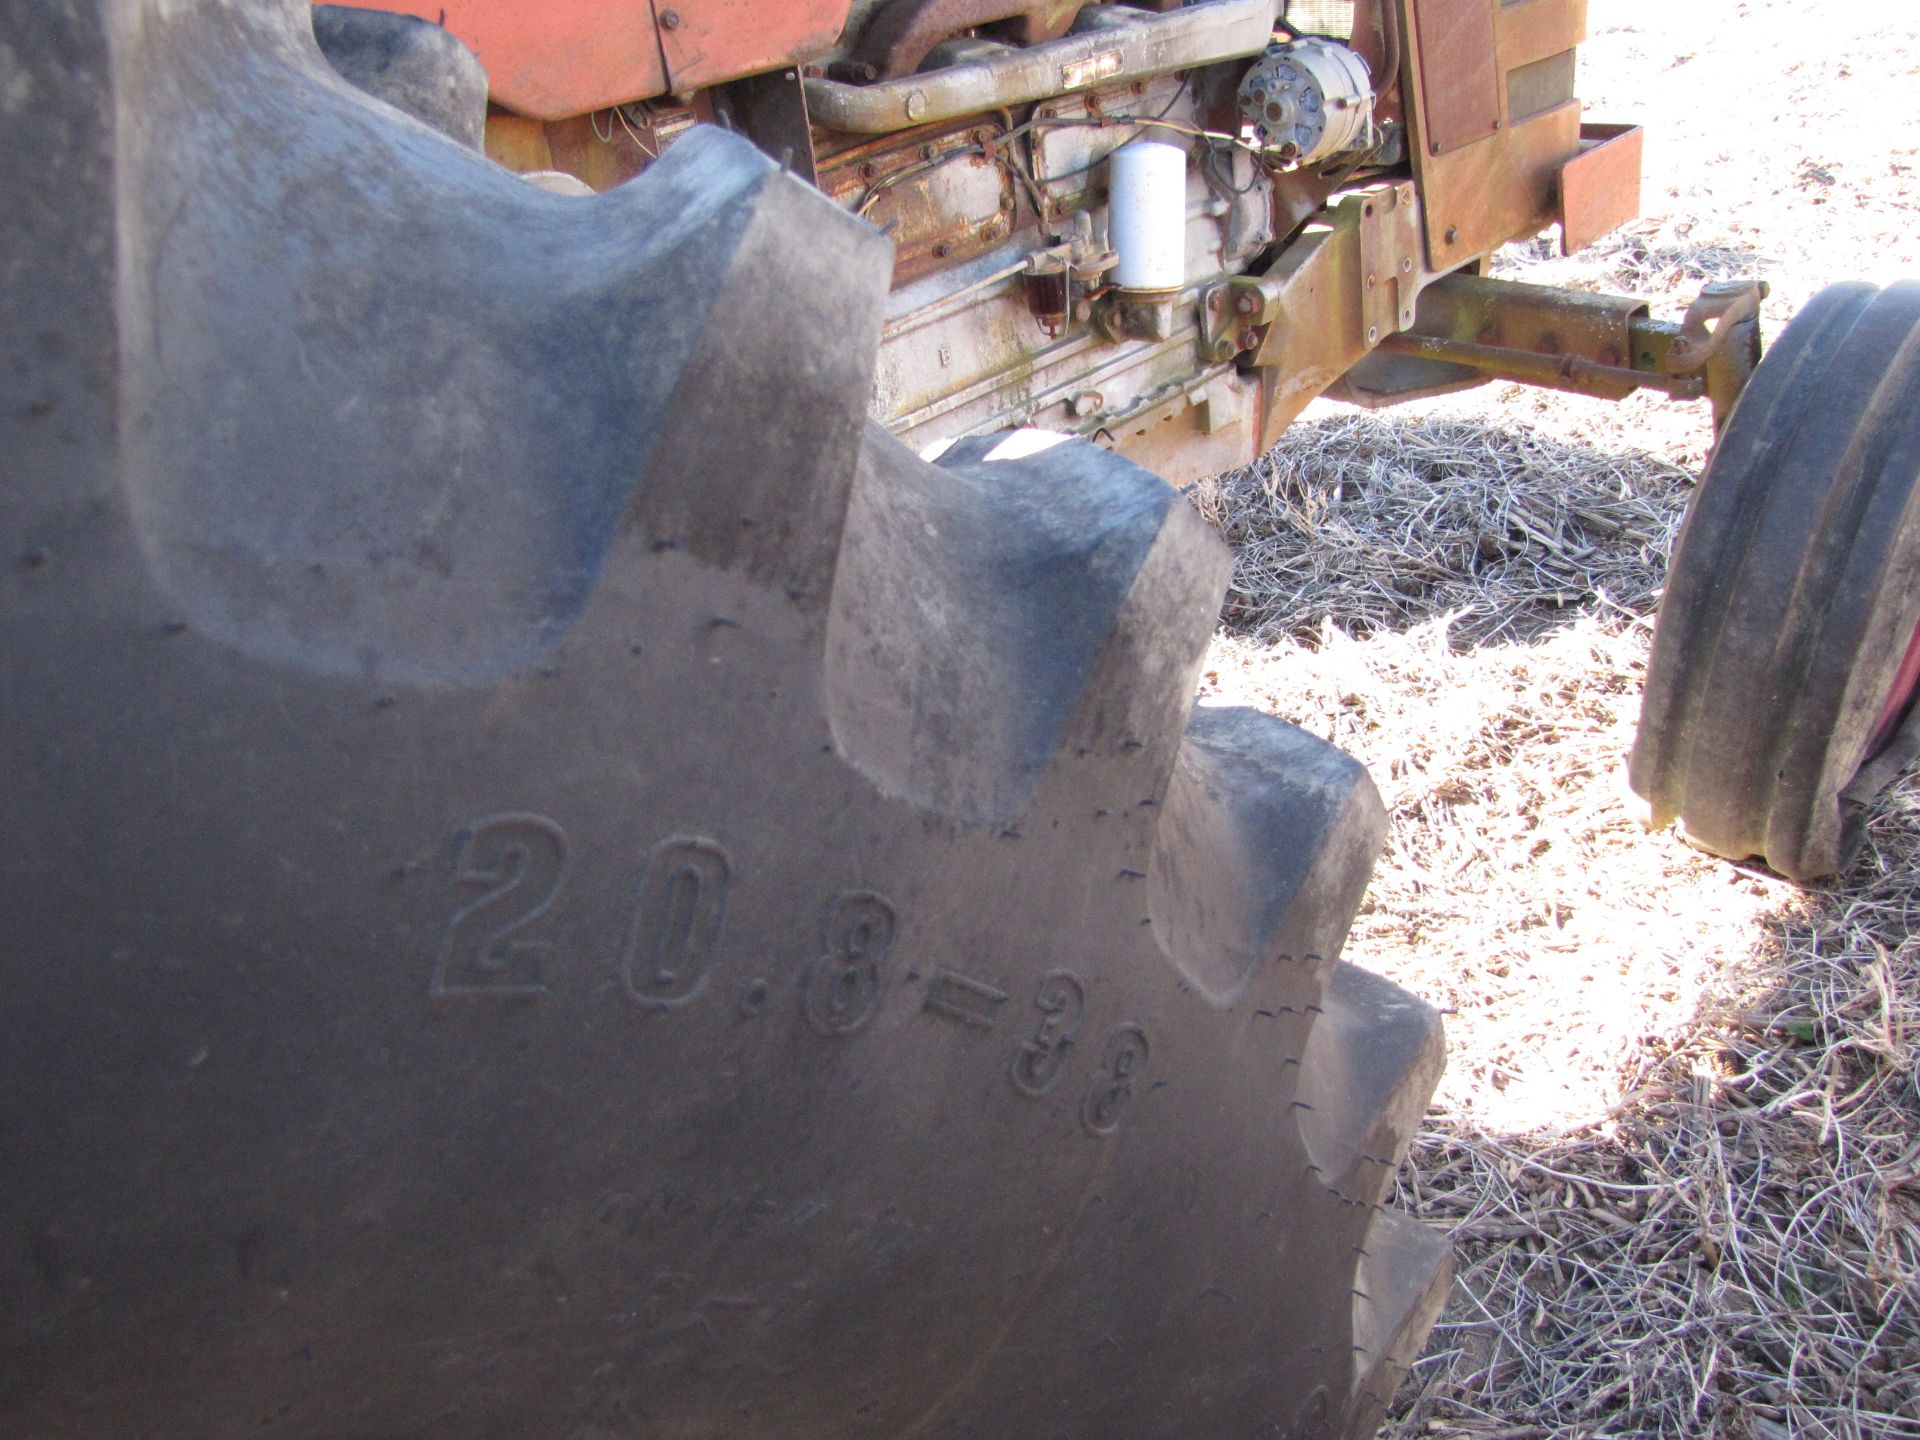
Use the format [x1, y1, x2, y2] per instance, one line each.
[1633, 282, 1920, 879]
[1, 3, 1447, 1436]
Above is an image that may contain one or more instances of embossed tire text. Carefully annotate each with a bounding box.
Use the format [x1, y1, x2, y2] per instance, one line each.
[2, 4, 1449, 1437]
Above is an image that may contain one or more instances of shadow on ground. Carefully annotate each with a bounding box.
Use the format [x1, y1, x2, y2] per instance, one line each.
[1390, 787, 1920, 1438]
[1189, 411, 1696, 650]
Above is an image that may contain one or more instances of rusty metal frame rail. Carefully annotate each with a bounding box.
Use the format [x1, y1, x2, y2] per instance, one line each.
[1374, 273, 1768, 431]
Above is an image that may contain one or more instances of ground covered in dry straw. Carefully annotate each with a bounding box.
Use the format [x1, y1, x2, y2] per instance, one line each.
[1191, 4, 1920, 1435]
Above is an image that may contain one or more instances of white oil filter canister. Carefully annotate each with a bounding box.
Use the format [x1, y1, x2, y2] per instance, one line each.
[1108, 140, 1187, 292]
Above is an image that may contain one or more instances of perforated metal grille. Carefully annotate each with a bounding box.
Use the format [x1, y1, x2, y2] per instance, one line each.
[1283, 0, 1356, 40]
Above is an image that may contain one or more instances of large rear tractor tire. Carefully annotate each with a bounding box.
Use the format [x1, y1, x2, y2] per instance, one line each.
[1632, 282, 1920, 881]
[2, 3, 1448, 1436]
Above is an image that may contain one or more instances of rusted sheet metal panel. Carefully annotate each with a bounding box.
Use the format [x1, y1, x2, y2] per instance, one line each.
[1409, 0, 1500, 155]
[321, 1, 851, 118]
[323, 0, 670, 118]
[1401, 0, 1587, 267]
[1495, 0, 1585, 70]
[1418, 98, 1579, 268]
[1559, 122, 1643, 255]
[818, 120, 1015, 286]
[659, 0, 853, 94]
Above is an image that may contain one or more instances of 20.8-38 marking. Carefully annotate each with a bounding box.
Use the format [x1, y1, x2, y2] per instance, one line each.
[621, 837, 730, 1010]
[427, 811, 1149, 1132]
[431, 813, 569, 998]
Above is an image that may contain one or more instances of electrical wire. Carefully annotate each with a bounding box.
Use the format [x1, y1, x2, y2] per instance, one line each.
[1201, 136, 1266, 198]
[1018, 77, 1216, 189]
[851, 144, 989, 217]
[615, 104, 661, 161]
[591, 35, 1378, 210]
[852, 82, 1203, 224]
[588, 102, 663, 162]
[849, 72, 1362, 226]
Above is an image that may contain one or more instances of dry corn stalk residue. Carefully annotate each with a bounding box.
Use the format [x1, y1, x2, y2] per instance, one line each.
[1190, 3, 1920, 1433]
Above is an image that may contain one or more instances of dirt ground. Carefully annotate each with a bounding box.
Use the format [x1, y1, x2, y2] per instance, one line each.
[1194, 3, 1920, 1435]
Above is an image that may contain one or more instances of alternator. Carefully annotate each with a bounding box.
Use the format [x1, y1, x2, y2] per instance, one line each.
[1238, 38, 1374, 167]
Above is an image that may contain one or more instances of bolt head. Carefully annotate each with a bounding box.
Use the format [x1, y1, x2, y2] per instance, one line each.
[1235, 291, 1259, 316]
[659, 8, 680, 29]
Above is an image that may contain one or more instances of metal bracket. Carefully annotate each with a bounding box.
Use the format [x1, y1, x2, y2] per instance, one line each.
[1367, 272, 1770, 435]
[711, 67, 818, 183]
[1668, 279, 1768, 373]
[1237, 180, 1430, 446]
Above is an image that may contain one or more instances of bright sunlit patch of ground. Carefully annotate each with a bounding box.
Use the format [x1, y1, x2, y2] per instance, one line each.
[1202, 580, 1792, 1138]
